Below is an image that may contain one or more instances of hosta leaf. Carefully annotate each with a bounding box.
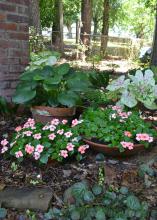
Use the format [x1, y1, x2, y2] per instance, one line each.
[56, 63, 70, 76]
[83, 191, 95, 202]
[12, 90, 36, 104]
[58, 91, 80, 107]
[126, 195, 141, 210]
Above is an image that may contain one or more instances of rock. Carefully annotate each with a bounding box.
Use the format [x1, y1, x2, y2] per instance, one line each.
[108, 159, 118, 165]
[0, 186, 52, 211]
[63, 170, 72, 178]
[0, 121, 6, 126]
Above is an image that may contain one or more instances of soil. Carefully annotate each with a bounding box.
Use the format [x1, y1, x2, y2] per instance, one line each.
[0, 114, 157, 220]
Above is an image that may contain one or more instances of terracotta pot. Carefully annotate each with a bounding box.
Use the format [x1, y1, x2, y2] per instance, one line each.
[83, 138, 147, 157]
[31, 106, 76, 124]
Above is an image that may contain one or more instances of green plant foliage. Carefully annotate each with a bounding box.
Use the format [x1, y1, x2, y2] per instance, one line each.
[29, 27, 46, 53]
[45, 181, 149, 220]
[0, 208, 7, 219]
[75, 107, 156, 152]
[107, 69, 157, 110]
[13, 63, 92, 108]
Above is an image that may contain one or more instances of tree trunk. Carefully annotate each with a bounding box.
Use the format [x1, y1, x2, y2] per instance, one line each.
[67, 24, 72, 39]
[76, 19, 80, 44]
[52, 0, 64, 52]
[101, 0, 110, 56]
[29, 0, 41, 34]
[93, 19, 98, 41]
[151, 6, 157, 66]
[80, 0, 92, 46]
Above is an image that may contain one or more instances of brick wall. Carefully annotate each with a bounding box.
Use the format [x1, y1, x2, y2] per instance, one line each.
[0, 0, 29, 101]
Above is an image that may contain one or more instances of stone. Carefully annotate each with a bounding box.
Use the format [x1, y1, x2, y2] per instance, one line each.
[0, 186, 52, 211]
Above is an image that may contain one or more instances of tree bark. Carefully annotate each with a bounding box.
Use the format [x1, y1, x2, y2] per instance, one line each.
[93, 19, 99, 41]
[52, 0, 64, 52]
[151, 6, 157, 66]
[76, 19, 80, 44]
[67, 24, 72, 39]
[80, 0, 92, 46]
[101, 0, 110, 56]
[29, 0, 41, 34]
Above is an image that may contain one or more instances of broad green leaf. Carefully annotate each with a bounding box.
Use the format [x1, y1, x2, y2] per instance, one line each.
[71, 210, 80, 220]
[58, 91, 80, 107]
[46, 56, 57, 66]
[92, 185, 103, 195]
[40, 153, 49, 164]
[119, 187, 129, 195]
[95, 208, 106, 220]
[56, 63, 70, 76]
[126, 195, 141, 210]
[121, 90, 137, 108]
[12, 90, 36, 104]
[83, 191, 95, 202]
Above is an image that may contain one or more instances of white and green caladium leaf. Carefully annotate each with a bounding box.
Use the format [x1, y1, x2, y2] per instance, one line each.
[121, 89, 137, 108]
[144, 102, 157, 110]
[46, 56, 57, 66]
[144, 69, 155, 86]
[106, 75, 126, 91]
[129, 70, 143, 84]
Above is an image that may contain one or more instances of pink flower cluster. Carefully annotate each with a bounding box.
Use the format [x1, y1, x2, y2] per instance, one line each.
[51, 119, 60, 126]
[60, 144, 89, 158]
[111, 106, 132, 119]
[23, 118, 36, 129]
[120, 141, 134, 150]
[1, 139, 9, 153]
[71, 119, 83, 127]
[136, 133, 153, 143]
[124, 131, 132, 137]
[78, 145, 89, 154]
[66, 143, 74, 151]
[64, 131, 73, 138]
[15, 151, 23, 158]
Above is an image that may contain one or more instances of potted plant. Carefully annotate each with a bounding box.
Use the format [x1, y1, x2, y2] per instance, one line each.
[1, 118, 89, 164]
[75, 106, 156, 157]
[12, 63, 91, 123]
[106, 69, 157, 110]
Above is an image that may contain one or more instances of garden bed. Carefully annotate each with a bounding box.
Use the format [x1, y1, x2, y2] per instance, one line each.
[1, 115, 157, 219]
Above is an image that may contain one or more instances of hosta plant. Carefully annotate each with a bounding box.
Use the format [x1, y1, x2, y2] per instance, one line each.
[12, 63, 91, 108]
[45, 181, 149, 220]
[0, 118, 89, 164]
[106, 69, 157, 110]
[76, 106, 156, 152]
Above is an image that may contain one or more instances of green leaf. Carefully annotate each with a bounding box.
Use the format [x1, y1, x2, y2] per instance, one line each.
[12, 90, 36, 104]
[92, 185, 103, 196]
[56, 63, 70, 76]
[40, 154, 49, 164]
[0, 208, 7, 218]
[126, 195, 141, 210]
[119, 187, 129, 195]
[95, 208, 106, 220]
[58, 91, 80, 107]
[71, 210, 80, 220]
[95, 153, 105, 162]
[83, 191, 95, 202]
[45, 74, 63, 85]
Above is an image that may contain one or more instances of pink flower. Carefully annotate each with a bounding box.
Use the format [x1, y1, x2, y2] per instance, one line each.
[118, 112, 129, 119]
[124, 131, 132, 137]
[51, 119, 60, 126]
[136, 133, 150, 142]
[78, 145, 89, 154]
[49, 125, 56, 131]
[15, 126, 22, 132]
[1, 139, 8, 146]
[33, 133, 41, 140]
[23, 131, 32, 137]
[34, 152, 40, 160]
[120, 141, 134, 150]
[66, 143, 74, 151]
[72, 119, 79, 127]
[23, 118, 35, 129]
[1, 146, 8, 153]
[60, 150, 68, 158]
[112, 106, 122, 111]
[64, 131, 73, 138]
[48, 133, 56, 140]
[62, 119, 68, 125]
[25, 144, 34, 154]
[15, 151, 23, 158]
[57, 129, 64, 135]
[42, 125, 50, 131]
[36, 144, 44, 153]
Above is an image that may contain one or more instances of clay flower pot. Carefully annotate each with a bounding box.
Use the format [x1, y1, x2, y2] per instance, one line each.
[31, 106, 76, 124]
[83, 138, 146, 157]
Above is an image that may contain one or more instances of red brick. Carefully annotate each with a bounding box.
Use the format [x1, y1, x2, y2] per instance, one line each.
[9, 49, 28, 57]
[0, 14, 6, 21]
[0, 3, 16, 12]
[7, 14, 28, 23]
[18, 24, 28, 32]
[0, 23, 17, 31]
[7, 0, 29, 6]
[8, 32, 29, 40]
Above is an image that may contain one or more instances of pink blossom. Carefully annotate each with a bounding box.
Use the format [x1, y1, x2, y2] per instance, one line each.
[66, 143, 74, 151]
[78, 145, 89, 154]
[60, 150, 68, 158]
[112, 106, 122, 111]
[120, 141, 134, 150]
[51, 119, 60, 126]
[62, 119, 68, 125]
[118, 112, 129, 119]
[57, 129, 64, 135]
[1, 139, 8, 146]
[36, 144, 44, 153]
[25, 144, 34, 154]
[72, 119, 79, 127]
[1, 146, 8, 153]
[49, 125, 56, 131]
[42, 125, 50, 131]
[48, 133, 56, 140]
[23, 131, 32, 137]
[34, 152, 40, 160]
[136, 133, 153, 143]
[23, 118, 35, 129]
[64, 131, 73, 138]
[15, 151, 23, 158]
[15, 126, 22, 132]
[33, 133, 42, 140]
[124, 131, 132, 137]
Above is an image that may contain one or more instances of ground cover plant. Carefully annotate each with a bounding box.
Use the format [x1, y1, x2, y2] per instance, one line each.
[1, 118, 89, 164]
[76, 106, 156, 152]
